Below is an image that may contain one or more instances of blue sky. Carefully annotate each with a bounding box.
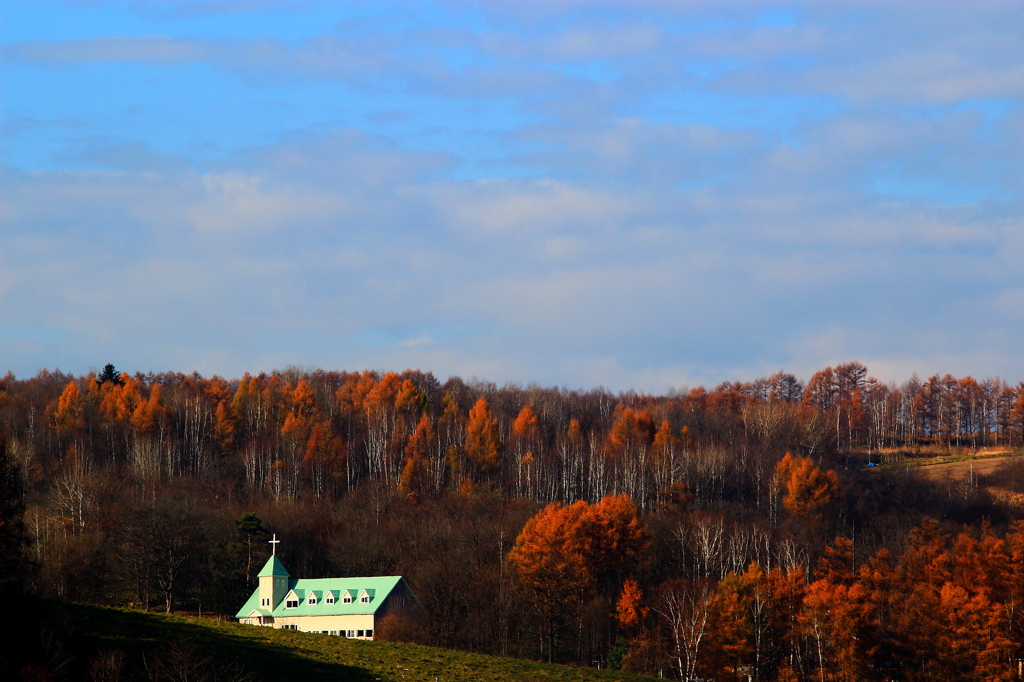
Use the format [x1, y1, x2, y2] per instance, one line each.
[1, 1, 1022, 390]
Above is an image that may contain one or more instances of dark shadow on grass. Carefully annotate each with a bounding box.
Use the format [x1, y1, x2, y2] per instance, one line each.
[37, 600, 381, 682]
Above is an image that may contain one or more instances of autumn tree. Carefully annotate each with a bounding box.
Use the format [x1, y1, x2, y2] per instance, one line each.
[798, 539, 875, 682]
[362, 373, 412, 484]
[232, 374, 279, 491]
[464, 398, 501, 481]
[437, 395, 464, 489]
[509, 493, 648, 661]
[400, 413, 434, 498]
[97, 373, 142, 462]
[508, 500, 590, 661]
[707, 569, 754, 678]
[171, 373, 231, 478]
[650, 419, 680, 504]
[304, 420, 345, 498]
[575, 493, 650, 590]
[49, 381, 86, 452]
[1012, 386, 1024, 446]
[616, 577, 647, 631]
[775, 453, 839, 518]
[732, 563, 774, 681]
[130, 383, 171, 483]
[277, 379, 319, 498]
[605, 406, 655, 509]
[762, 565, 810, 681]
[557, 418, 586, 502]
[510, 404, 540, 498]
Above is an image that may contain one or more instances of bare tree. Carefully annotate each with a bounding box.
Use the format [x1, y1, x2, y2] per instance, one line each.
[655, 578, 717, 682]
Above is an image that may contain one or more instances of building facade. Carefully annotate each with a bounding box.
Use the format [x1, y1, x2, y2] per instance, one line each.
[235, 555, 418, 639]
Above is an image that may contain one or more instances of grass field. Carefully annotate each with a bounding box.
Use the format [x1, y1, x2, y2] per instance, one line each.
[41, 601, 656, 682]
[910, 453, 1016, 480]
[869, 445, 1016, 466]
[868, 449, 1024, 505]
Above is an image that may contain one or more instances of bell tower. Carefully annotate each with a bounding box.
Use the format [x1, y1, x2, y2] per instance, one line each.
[257, 534, 289, 609]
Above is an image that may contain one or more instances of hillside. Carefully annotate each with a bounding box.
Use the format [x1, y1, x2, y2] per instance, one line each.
[29, 600, 656, 682]
[6, 365, 1024, 680]
[909, 451, 1024, 505]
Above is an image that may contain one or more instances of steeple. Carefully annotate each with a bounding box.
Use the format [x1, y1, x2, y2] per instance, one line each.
[258, 555, 290, 578]
[257, 538, 289, 609]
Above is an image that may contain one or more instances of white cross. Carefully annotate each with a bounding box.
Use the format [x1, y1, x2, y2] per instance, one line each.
[269, 534, 280, 556]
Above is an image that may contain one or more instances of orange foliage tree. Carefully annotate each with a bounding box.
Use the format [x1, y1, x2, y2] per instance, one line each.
[508, 499, 590, 662]
[400, 413, 434, 498]
[616, 577, 647, 630]
[509, 493, 649, 662]
[650, 418, 680, 503]
[799, 538, 876, 682]
[464, 398, 501, 480]
[49, 381, 85, 444]
[605, 406, 655, 508]
[775, 453, 840, 517]
[510, 404, 540, 498]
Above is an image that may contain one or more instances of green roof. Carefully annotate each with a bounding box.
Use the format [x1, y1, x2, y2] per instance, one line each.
[257, 555, 290, 578]
[235, 575, 407, 620]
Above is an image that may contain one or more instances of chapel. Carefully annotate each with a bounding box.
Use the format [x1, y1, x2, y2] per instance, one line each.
[235, 539, 419, 638]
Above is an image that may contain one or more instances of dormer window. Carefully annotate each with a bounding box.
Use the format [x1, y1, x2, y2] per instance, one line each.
[285, 599, 298, 609]
[342, 592, 352, 604]
[307, 594, 317, 605]
[326, 593, 335, 604]
[360, 594, 369, 603]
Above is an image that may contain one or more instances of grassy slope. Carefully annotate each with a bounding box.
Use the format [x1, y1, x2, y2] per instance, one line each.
[868, 446, 1020, 469]
[56, 601, 655, 682]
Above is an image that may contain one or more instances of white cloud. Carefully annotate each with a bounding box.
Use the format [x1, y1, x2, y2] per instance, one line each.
[1, 2, 1022, 389]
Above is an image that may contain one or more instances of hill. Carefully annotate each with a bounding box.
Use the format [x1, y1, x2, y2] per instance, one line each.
[914, 452, 1024, 505]
[24, 600, 656, 682]
[872, 450, 1024, 505]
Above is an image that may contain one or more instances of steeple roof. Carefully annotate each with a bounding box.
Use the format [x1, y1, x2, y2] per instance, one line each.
[257, 555, 290, 577]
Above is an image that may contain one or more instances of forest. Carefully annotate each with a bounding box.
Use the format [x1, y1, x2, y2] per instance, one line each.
[3, 361, 1024, 681]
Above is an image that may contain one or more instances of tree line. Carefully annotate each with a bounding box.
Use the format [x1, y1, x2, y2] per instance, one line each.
[2, 362, 1024, 681]
[6, 362, 1024, 505]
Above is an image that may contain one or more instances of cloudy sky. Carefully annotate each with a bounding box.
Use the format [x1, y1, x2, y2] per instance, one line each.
[1, 1, 1021, 391]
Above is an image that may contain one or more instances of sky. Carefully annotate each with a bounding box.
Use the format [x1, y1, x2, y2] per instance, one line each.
[0, 1, 1022, 392]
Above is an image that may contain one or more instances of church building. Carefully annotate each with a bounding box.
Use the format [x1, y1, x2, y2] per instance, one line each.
[235, 542, 419, 639]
